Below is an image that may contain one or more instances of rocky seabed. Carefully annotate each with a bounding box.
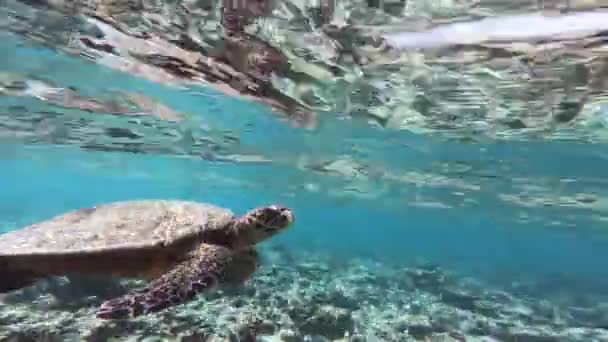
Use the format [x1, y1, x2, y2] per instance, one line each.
[1, 252, 607, 342]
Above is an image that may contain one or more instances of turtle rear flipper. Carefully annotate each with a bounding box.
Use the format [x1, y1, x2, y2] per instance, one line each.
[96, 244, 258, 320]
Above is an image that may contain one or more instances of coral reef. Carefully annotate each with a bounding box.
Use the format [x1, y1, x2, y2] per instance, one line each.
[1, 250, 607, 341]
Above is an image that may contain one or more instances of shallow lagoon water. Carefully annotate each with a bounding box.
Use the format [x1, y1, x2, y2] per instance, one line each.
[4, 141, 608, 339]
[4, 141, 608, 281]
[2, 2, 608, 341]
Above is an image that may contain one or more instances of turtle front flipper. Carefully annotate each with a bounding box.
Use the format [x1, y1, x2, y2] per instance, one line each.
[0, 268, 40, 293]
[95, 244, 258, 320]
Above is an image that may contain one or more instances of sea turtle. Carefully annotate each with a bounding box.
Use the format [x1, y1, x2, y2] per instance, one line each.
[0, 200, 294, 319]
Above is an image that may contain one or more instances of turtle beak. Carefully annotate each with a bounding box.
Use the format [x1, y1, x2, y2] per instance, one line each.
[280, 207, 294, 225]
[270, 205, 294, 227]
[253, 205, 294, 232]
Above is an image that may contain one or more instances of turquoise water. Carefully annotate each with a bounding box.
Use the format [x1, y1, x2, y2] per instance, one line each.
[2, 3, 608, 341]
[4, 142, 608, 285]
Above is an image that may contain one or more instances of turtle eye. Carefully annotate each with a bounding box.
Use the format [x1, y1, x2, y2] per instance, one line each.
[258, 213, 269, 222]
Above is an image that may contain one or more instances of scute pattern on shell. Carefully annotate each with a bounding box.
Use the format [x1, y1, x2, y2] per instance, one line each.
[0, 200, 236, 255]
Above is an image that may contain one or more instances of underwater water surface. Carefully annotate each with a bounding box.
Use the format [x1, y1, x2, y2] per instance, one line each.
[2, 0, 608, 341]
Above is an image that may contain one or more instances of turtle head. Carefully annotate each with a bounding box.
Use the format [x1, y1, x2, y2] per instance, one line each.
[230, 205, 294, 247]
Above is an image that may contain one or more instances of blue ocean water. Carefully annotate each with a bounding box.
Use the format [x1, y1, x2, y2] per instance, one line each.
[4, 134, 608, 288]
[2, 12, 608, 341]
